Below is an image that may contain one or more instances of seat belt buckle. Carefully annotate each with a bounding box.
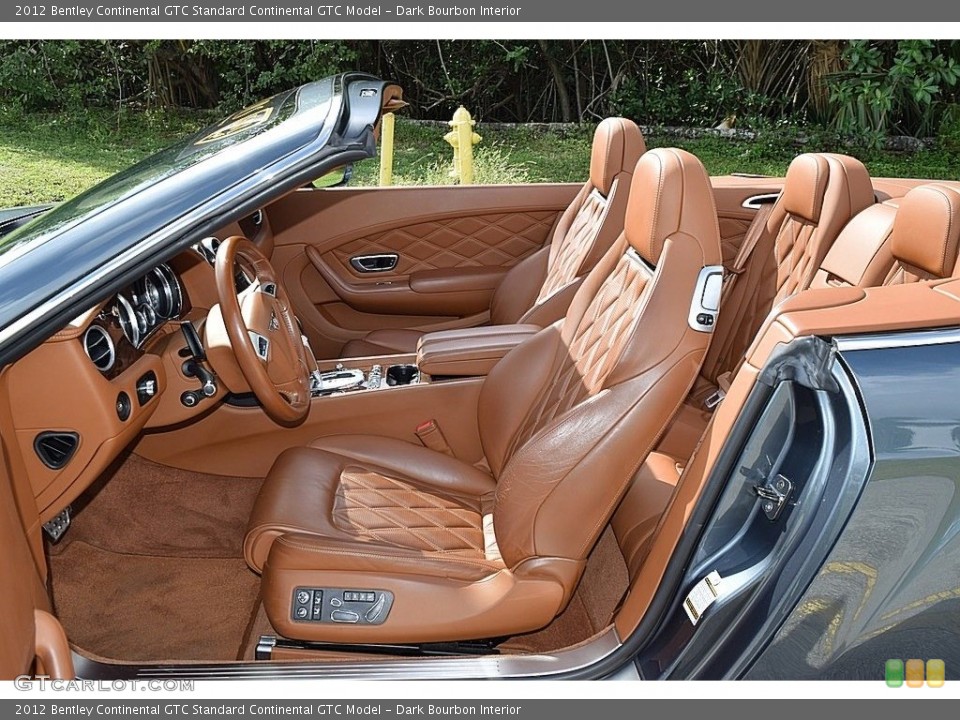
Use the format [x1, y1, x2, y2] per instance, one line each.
[416, 419, 454, 457]
[704, 389, 726, 410]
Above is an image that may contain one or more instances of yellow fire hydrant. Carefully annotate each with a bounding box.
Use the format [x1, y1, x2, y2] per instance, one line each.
[444, 106, 482, 185]
[378, 112, 396, 186]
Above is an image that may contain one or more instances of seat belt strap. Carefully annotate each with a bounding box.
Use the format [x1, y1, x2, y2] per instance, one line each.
[721, 202, 774, 306]
[415, 419, 455, 457]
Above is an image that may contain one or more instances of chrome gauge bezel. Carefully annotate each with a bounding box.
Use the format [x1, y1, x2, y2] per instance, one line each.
[113, 263, 183, 348]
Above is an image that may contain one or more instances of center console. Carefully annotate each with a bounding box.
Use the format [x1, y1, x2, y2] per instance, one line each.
[309, 358, 420, 397]
[312, 324, 541, 398]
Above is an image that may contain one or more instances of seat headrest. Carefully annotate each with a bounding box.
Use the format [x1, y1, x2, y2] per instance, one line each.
[589, 117, 647, 197]
[891, 184, 960, 278]
[624, 148, 721, 266]
[781, 153, 873, 224]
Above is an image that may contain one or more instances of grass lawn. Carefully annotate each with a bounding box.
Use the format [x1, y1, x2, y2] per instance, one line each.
[1, 110, 958, 208]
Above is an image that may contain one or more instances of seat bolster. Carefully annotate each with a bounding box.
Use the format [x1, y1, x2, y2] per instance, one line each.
[309, 435, 497, 498]
[262, 533, 565, 643]
[244, 446, 352, 572]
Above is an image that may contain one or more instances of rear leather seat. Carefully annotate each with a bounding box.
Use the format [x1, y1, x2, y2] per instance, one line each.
[342, 117, 646, 357]
[811, 182, 960, 290]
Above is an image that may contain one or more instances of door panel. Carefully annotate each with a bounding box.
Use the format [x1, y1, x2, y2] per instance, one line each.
[266, 184, 579, 358]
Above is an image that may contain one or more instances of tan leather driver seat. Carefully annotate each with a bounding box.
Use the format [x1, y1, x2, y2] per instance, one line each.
[341, 117, 646, 357]
[245, 148, 722, 643]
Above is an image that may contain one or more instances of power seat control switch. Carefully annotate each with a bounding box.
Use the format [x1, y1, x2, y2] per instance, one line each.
[291, 587, 394, 625]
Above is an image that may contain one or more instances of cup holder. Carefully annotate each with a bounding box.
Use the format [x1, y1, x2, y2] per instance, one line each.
[386, 364, 419, 386]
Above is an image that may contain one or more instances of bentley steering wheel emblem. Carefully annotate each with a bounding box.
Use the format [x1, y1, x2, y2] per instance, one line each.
[268, 312, 280, 332]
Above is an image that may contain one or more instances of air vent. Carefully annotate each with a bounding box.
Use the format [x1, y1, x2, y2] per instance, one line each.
[83, 325, 115, 372]
[196, 236, 221, 265]
[34, 432, 80, 470]
[239, 210, 264, 239]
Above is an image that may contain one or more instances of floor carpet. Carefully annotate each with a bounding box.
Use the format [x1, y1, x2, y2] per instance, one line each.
[47, 453, 264, 662]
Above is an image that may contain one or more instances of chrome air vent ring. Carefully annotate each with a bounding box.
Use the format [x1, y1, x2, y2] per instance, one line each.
[83, 325, 116, 372]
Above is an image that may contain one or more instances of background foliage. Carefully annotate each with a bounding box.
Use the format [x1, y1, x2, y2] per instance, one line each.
[2, 40, 959, 139]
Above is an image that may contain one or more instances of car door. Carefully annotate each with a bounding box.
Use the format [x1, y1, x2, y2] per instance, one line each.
[0, 442, 73, 680]
[264, 183, 579, 359]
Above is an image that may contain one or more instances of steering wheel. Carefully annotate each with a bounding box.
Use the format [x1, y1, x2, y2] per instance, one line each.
[215, 236, 311, 423]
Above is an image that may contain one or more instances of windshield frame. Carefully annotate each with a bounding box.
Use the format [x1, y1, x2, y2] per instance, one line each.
[0, 72, 393, 366]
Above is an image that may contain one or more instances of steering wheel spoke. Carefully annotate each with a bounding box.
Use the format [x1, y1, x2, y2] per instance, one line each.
[215, 236, 311, 424]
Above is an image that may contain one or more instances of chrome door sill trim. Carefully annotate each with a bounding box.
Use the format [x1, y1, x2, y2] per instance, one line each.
[73, 629, 623, 681]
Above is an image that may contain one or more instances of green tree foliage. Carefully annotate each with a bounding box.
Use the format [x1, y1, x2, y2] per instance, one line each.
[828, 40, 960, 145]
[1, 40, 958, 141]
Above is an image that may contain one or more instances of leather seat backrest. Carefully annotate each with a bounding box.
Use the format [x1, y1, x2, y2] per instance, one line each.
[884, 184, 960, 284]
[701, 152, 875, 384]
[489, 117, 645, 327]
[812, 184, 960, 290]
[774, 153, 876, 300]
[809, 202, 898, 289]
[478, 148, 721, 571]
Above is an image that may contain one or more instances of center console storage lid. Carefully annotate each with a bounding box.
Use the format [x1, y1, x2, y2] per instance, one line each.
[417, 324, 541, 378]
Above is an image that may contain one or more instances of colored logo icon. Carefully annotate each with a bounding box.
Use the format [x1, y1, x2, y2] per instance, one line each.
[885, 659, 945, 687]
[885, 659, 904, 687]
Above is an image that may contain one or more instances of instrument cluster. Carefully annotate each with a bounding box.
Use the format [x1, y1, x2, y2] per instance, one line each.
[112, 264, 183, 348]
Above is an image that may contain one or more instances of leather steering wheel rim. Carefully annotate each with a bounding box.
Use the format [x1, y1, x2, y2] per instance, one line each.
[215, 236, 311, 424]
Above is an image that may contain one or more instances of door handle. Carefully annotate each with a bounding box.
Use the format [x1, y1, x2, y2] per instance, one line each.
[350, 253, 399, 273]
[741, 192, 781, 210]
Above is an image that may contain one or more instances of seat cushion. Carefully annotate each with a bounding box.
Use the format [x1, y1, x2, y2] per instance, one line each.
[244, 435, 498, 573]
[341, 329, 425, 358]
[245, 436, 569, 643]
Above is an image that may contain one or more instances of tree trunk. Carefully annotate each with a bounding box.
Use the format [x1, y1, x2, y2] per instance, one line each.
[538, 40, 573, 123]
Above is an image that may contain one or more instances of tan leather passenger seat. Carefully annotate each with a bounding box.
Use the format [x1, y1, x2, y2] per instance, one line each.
[611, 153, 877, 569]
[609, 181, 960, 597]
[341, 117, 646, 357]
[244, 148, 722, 643]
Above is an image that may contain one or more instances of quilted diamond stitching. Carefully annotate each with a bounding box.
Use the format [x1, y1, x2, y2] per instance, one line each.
[537, 192, 608, 302]
[775, 218, 817, 302]
[326, 211, 556, 276]
[332, 468, 484, 554]
[514, 253, 651, 449]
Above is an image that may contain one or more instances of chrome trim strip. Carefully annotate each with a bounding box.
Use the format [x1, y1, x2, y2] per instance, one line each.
[834, 326, 960, 352]
[741, 192, 780, 209]
[73, 627, 623, 681]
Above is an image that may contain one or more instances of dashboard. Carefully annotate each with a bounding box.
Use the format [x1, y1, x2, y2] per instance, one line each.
[2, 207, 273, 528]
